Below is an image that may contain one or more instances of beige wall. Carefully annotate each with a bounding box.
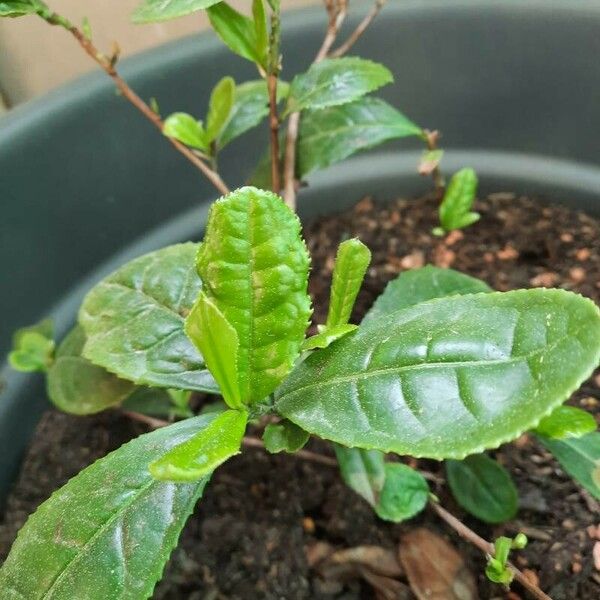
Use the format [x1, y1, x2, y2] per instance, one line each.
[0, 0, 318, 106]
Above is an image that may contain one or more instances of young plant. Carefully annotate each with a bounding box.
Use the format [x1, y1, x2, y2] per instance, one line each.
[2, 2, 600, 599]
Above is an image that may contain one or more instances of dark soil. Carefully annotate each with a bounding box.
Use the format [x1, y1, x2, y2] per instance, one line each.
[1, 193, 600, 599]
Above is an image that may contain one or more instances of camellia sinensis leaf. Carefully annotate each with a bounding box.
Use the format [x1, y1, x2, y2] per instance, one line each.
[375, 463, 429, 522]
[277, 289, 600, 459]
[301, 323, 357, 352]
[132, 0, 222, 23]
[194, 187, 311, 404]
[150, 409, 247, 481]
[437, 167, 480, 233]
[0, 416, 212, 598]
[9, 318, 55, 372]
[163, 112, 208, 151]
[446, 453, 518, 523]
[263, 420, 309, 453]
[206, 76, 235, 142]
[80, 243, 219, 393]
[534, 405, 596, 439]
[335, 445, 385, 507]
[0, 0, 45, 17]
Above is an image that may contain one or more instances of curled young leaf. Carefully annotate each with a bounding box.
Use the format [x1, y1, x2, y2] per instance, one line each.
[0, 416, 212, 598]
[438, 168, 480, 233]
[534, 405, 596, 439]
[163, 112, 208, 151]
[301, 323, 357, 352]
[206, 76, 235, 143]
[263, 420, 309, 453]
[446, 453, 518, 524]
[277, 289, 600, 459]
[150, 409, 247, 482]
[196, 187, 311, 404]
[132, 0, 222, 24]
[287, 57, 393, 114]
[9, 318, 54, 373]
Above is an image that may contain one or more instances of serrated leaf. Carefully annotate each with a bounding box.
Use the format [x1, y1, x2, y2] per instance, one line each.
[150, 409, 247, 481]
[364, 265, 491, 323]
[326, 238, 371, 329]
[301, 323, 357, 351]
[206, 76, 235, 142]
[207, 2, 264, 67]
[298, 97, 423, 177]
[185, 292, 242, 409]
[439, 168, 480, 233]
[446, 453, 518, 523]
[163, 112, 208, 151]
[277, 289, 600, 459]
[47, 326, 135, 415]
[538, 432, 600, 499]
[0, 0, 44, 17]
[375, 463, 429, 522]
[287, 57, 393, 114]
[219, 80, 289, 148]
[535, 405, 596, 439]
[196, 187, 311, 404]
[80, 243, 218, 393]
[335, 445, 385, 507]
[132, 0, 221, 23]
[0, 416, 212, 599]
[263, 420, 309, 453]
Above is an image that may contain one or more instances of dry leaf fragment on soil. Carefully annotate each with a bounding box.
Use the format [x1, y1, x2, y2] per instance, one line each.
[399, 528, 478, 600]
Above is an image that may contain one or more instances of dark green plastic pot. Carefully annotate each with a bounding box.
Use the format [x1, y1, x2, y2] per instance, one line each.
[1, 0, 600, 501]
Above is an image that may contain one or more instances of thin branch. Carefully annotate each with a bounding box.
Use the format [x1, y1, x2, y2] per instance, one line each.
[267, 4, 283, 195]
[424, 129, 445, 195]
[44, 14, 230, 196]
[429, 501, 553, 600]
[330, 0, 388, 58]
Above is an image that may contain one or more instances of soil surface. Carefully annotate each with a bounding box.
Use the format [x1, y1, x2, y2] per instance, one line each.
[1, 193, 600, 599]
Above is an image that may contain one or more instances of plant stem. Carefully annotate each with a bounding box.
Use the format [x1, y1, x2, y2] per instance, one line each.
[267, 2, 282, 195]
[282, 0, 349, 209]
[429, 501, 553, 600]
[330, 0, 388, 58]
[424, 128, 445, 195]
[41, 12, 230, 197]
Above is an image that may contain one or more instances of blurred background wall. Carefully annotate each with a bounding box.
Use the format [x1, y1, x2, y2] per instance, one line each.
[0, 0, 318, 108]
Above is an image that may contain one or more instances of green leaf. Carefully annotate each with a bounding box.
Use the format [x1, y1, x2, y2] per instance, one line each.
[80, 243, 219, 393]
[375, 463, 429, 522]
[335, 445, 386, 507]
[301, 323, 357, 351]
[263, 420, 309, 453]
[122, 386, 192, 419]
[538, 432, 600, 499]
[0, 416, 212, 599]
[276, 289, 600, 459]
[252, 0, 268, 68]
[446, 454, 518, 523]
[207, 2, 265, 67]
[150, 409, 247, 481]
[196, 187, 311, 404]
[47, 326, 135, 415]
[298, 97, 423, 177]
[0, 0, 44, 17]
[287, 57, 393, 114]
[438, 168, 480, 233]
[163, 112, 208, 151]
[485, 537, 514, 584]
[219, 80, 289, 148]
[185, 292, 242, 409]
[326, 238, 371, 329]
[534, 405, 596, 439]
[9, 319, 55, 372]
[365, 265, 491, 324]
[206, 76, 235, 143]
[132, 0, 222, 23]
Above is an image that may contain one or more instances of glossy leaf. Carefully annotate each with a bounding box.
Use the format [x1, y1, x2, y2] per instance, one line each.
[446, 453, 518, 523]
[9, 319, 55, 372]
[219, 80, 289, 148]
[277, 289, 600, 459]
[185, 292, 242, 409]
[252, 0, 268, 67]
[150, 409, 247, 481]
[263, 420, 309, 453]
[47, 326, 135, 415]
[375, 463, 429, 522]
[539, 432, 600, 499]
[0, 416, 212, 598]
[132, 0, 221, 23]
[206, 76, 235, 142]
[298, 97, 423, 176]
[207, 2, 265, 67]
[0, 0, 44, 17]
[335, 445, 385, 507]
[364, 265, 491, 324]
[163, 112, 208, 151]
[534, 405, 596, 439]
[301, 323, 357, 351]
[196, 187, 311, 404]
[80, 243, 219, 393]
[326, 238, 372, 328]
[438, 168, 480, 232]
[287, 57, 393, 114]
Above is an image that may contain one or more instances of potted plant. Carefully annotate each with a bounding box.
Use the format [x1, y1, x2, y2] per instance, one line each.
[1, 1, 600, 598]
